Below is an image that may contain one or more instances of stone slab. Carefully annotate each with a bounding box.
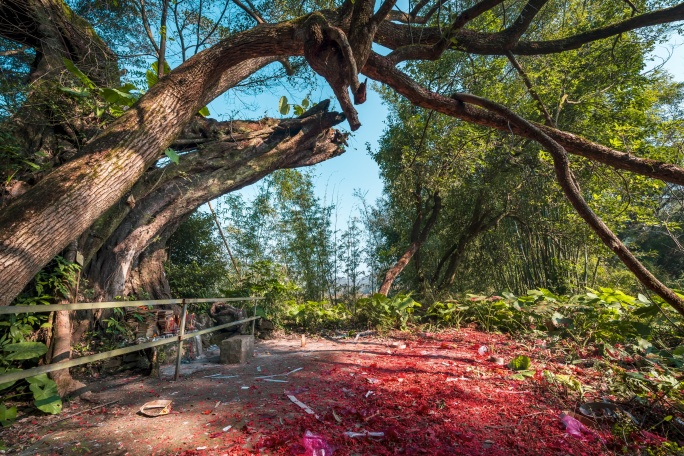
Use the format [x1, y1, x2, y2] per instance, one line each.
[220, 335, 254, 364]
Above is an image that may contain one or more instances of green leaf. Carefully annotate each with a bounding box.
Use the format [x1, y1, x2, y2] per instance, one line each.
[637, 338, 653, 353]
[59, 86, 91, 97]
[633, 304, 659, 317]
[279, 96, 290, 115]
[28, 376, 62, 415]
[101, 88, 136, 106]
[550, 312, 572, 327]
[631, 322, 651, 337]
[637, 293, 651, 304]
[151, 60, 172, 77]
[119, 83, 138, 93]
[0, 405, 17, 427]
[301, 98, 310, 108]
[146, 69, 158, 89]
[509, 369, 535, 381]
[293, 105, 304, 116]
[3, 342, 48, 360]
[164, 148, 180, 165]
[0, 368, 20, 391]
[509, 355, 531, 371]
[62, 58, 96, 89]
[23, 160, 41, 170]
[25, 373, 50, 385]
[198, 106, 210, 117]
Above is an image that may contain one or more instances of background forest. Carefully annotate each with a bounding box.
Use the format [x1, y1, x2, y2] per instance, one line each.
[167, 43, 684, 309]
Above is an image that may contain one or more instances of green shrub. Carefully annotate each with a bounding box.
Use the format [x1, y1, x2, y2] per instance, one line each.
[355, 294, 421, 330]
[285, 300, 348, 330]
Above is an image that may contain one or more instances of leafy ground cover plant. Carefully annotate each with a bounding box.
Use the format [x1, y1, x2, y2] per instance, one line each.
[0, 256, 81, 425]
[422, 287, 684, 449]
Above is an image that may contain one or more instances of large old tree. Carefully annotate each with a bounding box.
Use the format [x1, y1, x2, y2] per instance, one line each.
[1, 0, 684, 317]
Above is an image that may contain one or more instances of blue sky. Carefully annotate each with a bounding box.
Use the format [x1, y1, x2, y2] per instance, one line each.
[211, 69, 388, 223]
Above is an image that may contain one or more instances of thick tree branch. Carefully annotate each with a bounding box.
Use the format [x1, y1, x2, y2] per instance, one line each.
[363, 53, 684, 186]
[86, 107, 346, 299]
[499, 0, 549, 46]
[386, 0, 505, 64]
[0, 17, 308, 304]
[409, 0, 432, 18]
[376, 3, 684, 56]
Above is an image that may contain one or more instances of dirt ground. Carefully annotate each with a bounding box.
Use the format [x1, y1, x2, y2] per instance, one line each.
[2, 329, 619, 455]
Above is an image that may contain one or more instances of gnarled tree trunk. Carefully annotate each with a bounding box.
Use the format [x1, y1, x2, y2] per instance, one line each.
[84, 106, 345, 300]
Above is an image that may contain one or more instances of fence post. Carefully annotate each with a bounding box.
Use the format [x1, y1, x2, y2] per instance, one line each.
[174, 299, 187, 381]
[251, 298, 257, 336]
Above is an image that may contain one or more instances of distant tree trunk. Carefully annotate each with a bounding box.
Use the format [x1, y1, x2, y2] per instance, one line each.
[379, 191, 441, 296]
[434, 212, 508, 291]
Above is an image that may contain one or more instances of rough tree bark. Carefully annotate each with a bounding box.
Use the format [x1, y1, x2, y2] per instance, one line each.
[47, 241, 85, 395]
[0, 0, 119, 186]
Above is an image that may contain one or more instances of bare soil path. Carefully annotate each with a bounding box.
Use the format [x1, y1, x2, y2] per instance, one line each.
[2, 329, 610, 455]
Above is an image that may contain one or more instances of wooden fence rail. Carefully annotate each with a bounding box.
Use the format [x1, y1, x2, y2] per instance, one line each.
[0, 297, 263, 385]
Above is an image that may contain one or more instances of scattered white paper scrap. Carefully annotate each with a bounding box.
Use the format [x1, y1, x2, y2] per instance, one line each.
[204, 374, 238, 379]
[241, 386, 250, 390]
[257, 366, 262, 372]
[222, 425, 232, 432]
[344, 431, 384, 438]
[365, 390, 374, 398]
[263, 379, 288, 383]
[446, 377, 471, 382]
[255, 367, 302, 380]
[196, 447, 207, 450]
[286, 394, 319, 419]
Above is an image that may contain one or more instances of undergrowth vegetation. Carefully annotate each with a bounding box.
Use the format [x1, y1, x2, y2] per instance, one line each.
[0, 257, 77, 427]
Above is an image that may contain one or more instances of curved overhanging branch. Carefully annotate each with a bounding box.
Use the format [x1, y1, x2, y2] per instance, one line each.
[302, 14, 365, 130]
[376, 3, 684, 57]
[450, 92, 684, 317]
[363, 53, 684, 186]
